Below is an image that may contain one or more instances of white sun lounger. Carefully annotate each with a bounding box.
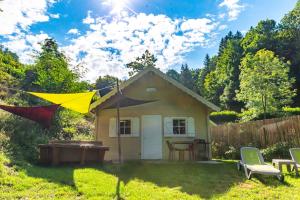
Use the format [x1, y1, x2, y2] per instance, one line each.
[290, 148, 300, 171]
[237, 147, 284, 182]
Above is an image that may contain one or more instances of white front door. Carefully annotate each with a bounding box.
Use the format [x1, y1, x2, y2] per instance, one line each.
[141, 115, 162, 159]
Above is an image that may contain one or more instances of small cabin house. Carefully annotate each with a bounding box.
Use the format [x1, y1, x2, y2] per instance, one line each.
[90, 67, 219, 161]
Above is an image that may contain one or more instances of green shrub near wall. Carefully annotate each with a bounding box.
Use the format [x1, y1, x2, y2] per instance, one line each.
[282, 107, 300, 116]
[209, 110, 239, 124]
[261, 143, 293, 161]
[211, 108, 300, 125]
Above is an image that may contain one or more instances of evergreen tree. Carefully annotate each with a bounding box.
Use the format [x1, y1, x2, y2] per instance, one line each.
[166, 69, 180, 82]
[197, 54, 211, 96]
[179, 64, 194, 91]
[277, 0, 300, 105]
[241, 19, 278, 54]
[125, 50, 157, 76]
[95, 75, 118, 96]
[219, 39, 244, 111]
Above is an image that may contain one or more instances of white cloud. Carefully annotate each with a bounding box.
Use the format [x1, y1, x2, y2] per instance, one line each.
[3, 32, 49, 63]
[218, 24, 228, 30]
[218, 13, 226, 19]
[219, 0, 245, 21]
[63, 12, 219, 81]
[82, 10, 95, 24]
[0, 0, 56, 35]
[49, 13, 60, 19]
[67, 28, 80, 35]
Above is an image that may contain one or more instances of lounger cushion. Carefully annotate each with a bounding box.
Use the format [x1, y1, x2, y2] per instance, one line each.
[242, 149, 262, 165]
[247, 164, 280, 174]
[290, 149, 300, 164]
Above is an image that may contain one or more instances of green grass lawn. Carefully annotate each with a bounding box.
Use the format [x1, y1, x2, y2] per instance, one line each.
[1, 159, 300, 199]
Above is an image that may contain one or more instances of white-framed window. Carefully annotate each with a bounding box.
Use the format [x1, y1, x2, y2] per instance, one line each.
[120, 119, 131, 135]
[109, 117, 139, 137]
[164, 117, 195, 137]
[172, 118, 186, 135]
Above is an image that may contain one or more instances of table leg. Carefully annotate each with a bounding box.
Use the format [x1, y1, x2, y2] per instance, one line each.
[287, 164, 291, 172]
[294, 163, 299, 176]
[179, 150, 184, 161]
[279, 163, 283, 172]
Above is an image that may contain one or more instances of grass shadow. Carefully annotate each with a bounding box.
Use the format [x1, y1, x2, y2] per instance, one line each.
[252, 174, 292, 187]
[101, 160, 246, 199]
[18, 160, 292, 199]
[22, 163, 79, 188]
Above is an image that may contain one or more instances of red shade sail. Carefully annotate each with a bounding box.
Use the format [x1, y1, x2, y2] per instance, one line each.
[0, 104, 60, 128]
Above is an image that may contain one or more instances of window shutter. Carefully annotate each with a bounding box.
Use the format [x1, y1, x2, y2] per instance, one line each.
[131, 117, 140, 137]
[187, 117, 195, 137]
[109, 118, 117, 137]
[164, 117, 173, 136]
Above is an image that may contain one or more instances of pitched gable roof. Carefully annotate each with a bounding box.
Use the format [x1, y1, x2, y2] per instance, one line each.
[90, 67, 220, 112]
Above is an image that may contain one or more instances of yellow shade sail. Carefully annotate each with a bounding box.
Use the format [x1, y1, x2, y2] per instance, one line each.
[28, 91, 96, 114]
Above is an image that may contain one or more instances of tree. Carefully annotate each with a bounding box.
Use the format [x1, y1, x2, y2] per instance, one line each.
[179, 64, 195, 91]
[237, 49, 296, 118]
[95, 75, 118, 96]
[166, 69, 180, 82]
[219, 39, 244, 111]
[204, 70, 224, 105]
[125, 50, 157, 76]
[22, 38, 89, 93]
[203, 31, 243, 109]
[241, 19, 278, 54]
[277, 1, 300, 105]
[197, 54, 213, 96]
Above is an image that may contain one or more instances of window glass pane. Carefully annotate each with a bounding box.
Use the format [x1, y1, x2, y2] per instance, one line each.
[180, 127, 186, 134]
[125, 120, 131, 127]
[173, 127, 179, 134]
[125, 127, 131, 134]
[120, 120, 131, 135]
[172, 119, 186, 135]
[179, 120, 185, 126]
[173, 120, 178, 126]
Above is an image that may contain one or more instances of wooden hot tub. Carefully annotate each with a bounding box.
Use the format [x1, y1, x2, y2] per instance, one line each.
[38, 140, 109, 165]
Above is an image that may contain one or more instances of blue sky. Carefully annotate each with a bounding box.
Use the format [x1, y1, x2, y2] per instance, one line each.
[0, 0, 298, 81]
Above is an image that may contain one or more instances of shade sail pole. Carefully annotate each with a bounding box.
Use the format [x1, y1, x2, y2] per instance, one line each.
[116, 79, 122, 164]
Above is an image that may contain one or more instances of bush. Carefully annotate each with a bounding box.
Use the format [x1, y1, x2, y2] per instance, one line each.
[261, 142, 292, 161]
[211, 141, 224, 159]
[224, 146, 239, 160]
[0, 108, 94, 162]
[239, 107, 300, 122]
[282, 107, 300, 116]
[211, 142, 241, 159]
[252, 112, 282, 121]
[0, 152, 8, 177]
[210, 110, 239, 124]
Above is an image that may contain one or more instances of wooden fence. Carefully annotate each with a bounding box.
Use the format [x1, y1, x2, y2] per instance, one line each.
[210, 115, 300, 155]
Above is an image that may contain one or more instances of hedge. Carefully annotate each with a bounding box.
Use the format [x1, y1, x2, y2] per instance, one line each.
[209, 110, 239, 124]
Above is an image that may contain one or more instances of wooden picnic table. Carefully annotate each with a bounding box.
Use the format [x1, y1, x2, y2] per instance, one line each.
[171, 140, 210, 160]
[171, 141, 193, 160]
[172, 141, 193, 145]
[272, 159, 299, 176]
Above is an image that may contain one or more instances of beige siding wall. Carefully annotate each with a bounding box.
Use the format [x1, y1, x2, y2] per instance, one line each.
[96, 72, 210, 161]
